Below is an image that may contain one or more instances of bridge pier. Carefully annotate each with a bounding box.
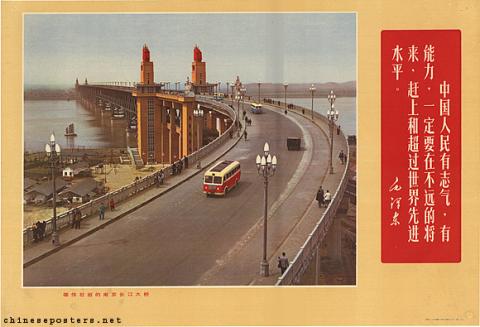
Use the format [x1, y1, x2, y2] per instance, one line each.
[168, 104, 180, 163]
[218, 115, 227, 134]
[159, 101, 170, 163]
[206, 110, 215, 130]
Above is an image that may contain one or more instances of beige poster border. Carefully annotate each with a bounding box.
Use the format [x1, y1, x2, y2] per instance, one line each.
[2, 1, 479, 326]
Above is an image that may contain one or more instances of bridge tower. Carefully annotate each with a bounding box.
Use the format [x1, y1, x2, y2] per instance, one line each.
[135, 44, 167, 164]
[135, 44, 197, 165]
[140, 44, 154, 85]
[192, 45, 206, 86]
[191, 45, 215, 95]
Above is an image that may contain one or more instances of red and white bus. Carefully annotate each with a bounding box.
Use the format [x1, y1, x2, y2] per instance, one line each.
[203, 160, 241, 196]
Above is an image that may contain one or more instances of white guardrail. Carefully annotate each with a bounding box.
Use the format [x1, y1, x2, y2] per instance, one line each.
[23, 97, 238, 246]
[274, 102, 351, 285]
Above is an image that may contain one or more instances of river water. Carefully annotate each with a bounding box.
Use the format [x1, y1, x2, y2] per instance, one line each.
[24, 100, 136, 152]
[25, 97, 356, 152]
[271, 97, 356, 136]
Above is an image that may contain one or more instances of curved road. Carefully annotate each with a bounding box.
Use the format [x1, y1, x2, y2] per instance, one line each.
[24, 106, 305, 286]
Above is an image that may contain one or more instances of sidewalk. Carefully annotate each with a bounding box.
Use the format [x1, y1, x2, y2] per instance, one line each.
[24, 125, 245, 268]
[196, 102, 348, 285]
[256, 104, 350, 285]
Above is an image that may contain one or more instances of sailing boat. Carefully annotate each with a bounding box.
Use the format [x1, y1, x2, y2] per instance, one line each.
[64, 123, 77, 137]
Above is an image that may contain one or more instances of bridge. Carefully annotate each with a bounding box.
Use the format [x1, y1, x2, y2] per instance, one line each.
[23, 44, 355, 286]
[76, 82, 233, 165]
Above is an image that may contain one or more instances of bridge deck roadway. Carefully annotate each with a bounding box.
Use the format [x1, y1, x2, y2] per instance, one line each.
[198, 103, 348, 285]
[23, 101, 347, 286]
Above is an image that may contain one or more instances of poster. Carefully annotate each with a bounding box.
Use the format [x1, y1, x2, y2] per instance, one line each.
[1, 0, 479, 326]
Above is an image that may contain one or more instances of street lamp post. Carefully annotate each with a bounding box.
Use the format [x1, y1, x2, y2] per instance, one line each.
[235, 93, 241, 126]
[240, 87, 247, 121]
[327, 90, 339, 174]
[257, 82, 261, 103]
[45, 132, 61, 246]
[256, 142, 278, 277]
[283, 82, 288, 114]
[193, 104, 204, 150]
[309, 84, 316, 120]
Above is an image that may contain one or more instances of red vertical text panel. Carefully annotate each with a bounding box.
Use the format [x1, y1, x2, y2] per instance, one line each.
[381, 30, 461, 263]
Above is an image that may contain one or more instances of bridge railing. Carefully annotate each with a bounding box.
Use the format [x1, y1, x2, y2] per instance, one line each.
[23, 98, 237, 247]
[275, 105, 351, 286]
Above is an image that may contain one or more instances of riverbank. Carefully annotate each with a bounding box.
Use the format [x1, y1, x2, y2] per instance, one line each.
[24, 88, 76, 100]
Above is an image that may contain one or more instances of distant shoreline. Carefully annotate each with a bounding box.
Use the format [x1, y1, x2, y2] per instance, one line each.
[24, 88, 76, 101]
[24, 81, 356, 100]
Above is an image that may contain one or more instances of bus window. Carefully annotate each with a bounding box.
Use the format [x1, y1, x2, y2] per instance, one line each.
[213, 176, 223, 184]
[205, 176, 213, 183]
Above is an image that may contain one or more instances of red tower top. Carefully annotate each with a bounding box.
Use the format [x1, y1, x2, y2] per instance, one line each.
[193, 45, 202, 62]
[142, 44, 150, 62]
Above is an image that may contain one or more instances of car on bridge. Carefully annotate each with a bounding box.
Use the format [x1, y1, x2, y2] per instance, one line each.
[203, 160, 241, 197]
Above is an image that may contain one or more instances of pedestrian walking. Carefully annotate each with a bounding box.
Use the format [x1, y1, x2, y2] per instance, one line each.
[32, 223, 39, 242]
[71, 210, 77, 229]
[36, 221, 46, 240]
[244, 129, 248, 141]
[109, 198, 115, 211]
[324, 190, 332, 207]
[99, 203, 106, 220]
[75, 209, 82, 229]
[278, 252, 289, 274]
[339, 150, 345, 165]
[76, 209, 82, 229]
[157, 169, 165, 186]
[316, 186, 325, 208]
[337, 125, 341, 135]
[183, 156, 188, 169]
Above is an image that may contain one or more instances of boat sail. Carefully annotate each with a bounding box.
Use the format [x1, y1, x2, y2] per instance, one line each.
[64, 123, 77, 137]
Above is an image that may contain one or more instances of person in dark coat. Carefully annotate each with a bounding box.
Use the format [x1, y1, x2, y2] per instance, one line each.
[337, 125, 341, 135]
[99, 203, 106, 220]
[71, 210, 77, 229]
[339, 150, 346, 165]
[157, 169, 165, 186]
[37, 221, 46, 240]
[278, 252, 289, 274]
[75, 209, 82, 229]
[316, 186, 325, 207]
[32, 223, 39, 242]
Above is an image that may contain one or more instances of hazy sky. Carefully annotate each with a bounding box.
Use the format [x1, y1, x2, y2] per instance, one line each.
[24, 13, 356, 87]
